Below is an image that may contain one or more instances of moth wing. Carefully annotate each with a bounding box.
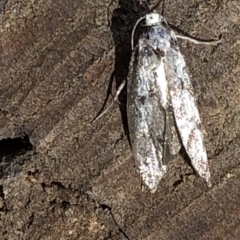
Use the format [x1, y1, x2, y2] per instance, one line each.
[127, 39, 169, 192]
[165, 35, 211, 186]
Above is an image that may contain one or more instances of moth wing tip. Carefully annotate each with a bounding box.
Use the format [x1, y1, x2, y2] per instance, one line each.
[205, 174, 212, 187]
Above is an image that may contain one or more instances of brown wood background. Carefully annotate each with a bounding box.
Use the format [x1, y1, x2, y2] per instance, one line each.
[0, 0, 240, 239]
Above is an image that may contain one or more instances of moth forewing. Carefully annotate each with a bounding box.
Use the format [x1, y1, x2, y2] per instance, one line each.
[127, 40, 168, 192]
[165, 35, 211, 187]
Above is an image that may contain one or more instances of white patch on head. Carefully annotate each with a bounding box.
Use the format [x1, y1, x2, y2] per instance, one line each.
[145, 13, 162, 26]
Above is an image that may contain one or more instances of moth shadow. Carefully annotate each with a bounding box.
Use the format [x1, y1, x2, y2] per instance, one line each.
[110, 1, 152, 144]
[179, 147, 196, 175]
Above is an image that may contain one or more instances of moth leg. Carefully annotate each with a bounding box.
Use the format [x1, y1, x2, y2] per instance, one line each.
[92, 80, 126, 123]
[176, 34, 222, 45]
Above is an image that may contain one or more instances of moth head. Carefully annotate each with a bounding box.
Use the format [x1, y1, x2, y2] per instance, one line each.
[145, 13, 163, 26]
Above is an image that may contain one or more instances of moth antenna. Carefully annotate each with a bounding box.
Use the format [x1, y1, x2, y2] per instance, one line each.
[92, 80, 126, 123]
[176, 34, 222, 45]
[131, 16, 145, 50]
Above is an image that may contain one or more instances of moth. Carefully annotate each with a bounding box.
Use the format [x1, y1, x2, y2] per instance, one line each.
[127, 13, 219, 192]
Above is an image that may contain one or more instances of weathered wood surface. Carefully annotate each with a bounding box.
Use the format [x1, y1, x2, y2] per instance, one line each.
[0, 0, 240, 239]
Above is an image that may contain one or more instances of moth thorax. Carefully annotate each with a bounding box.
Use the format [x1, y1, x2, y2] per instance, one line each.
[145, 13, 162, 26]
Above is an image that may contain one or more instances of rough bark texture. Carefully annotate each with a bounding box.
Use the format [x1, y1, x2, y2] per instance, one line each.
[0, 0, 240, 239]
